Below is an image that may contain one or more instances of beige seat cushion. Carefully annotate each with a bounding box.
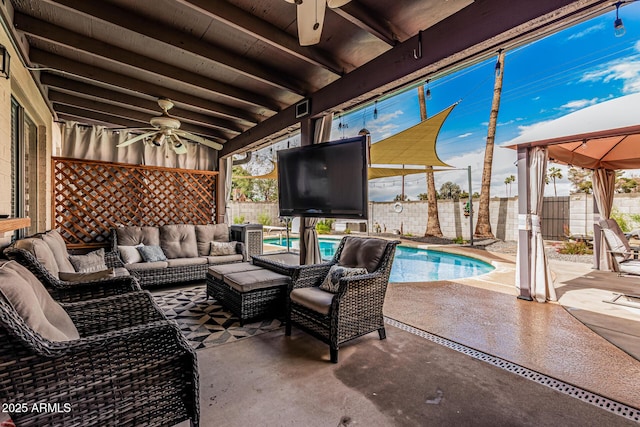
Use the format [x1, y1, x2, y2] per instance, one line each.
[224, 269, 289, 293]
[0, 261, 79, 341]
[338, 237, 387, 273]
[59, 269, 115, 282]
[160, 224, 198, 259]
[290, 287, 334, 315]
[195, 224, 230, 256]
[14, 238, 60, 278]
[126, 261, 169, 271]
[207, 262, 263, 280]
[41, 230, 75, 273]
[205, 254, 244, 265]
[166, 257, 208, 268]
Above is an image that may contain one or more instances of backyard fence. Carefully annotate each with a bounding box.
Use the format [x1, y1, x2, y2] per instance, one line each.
[52, 157, 218, 248]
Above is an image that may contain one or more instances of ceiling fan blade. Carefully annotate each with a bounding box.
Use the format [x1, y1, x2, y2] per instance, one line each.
[297, 0, 326, 46]
[175, 130, 224, 150]
[117, 130, 157, 147]
[327, 0, 350, 8]
[170, 134, 188, 155]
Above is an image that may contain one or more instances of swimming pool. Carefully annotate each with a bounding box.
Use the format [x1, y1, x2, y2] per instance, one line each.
[263, 237, 494, 283]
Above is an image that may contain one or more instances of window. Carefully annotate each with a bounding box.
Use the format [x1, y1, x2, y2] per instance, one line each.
[11, 97, 38, 238]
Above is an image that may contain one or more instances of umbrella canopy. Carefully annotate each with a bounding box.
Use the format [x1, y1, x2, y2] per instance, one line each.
[370, 104, 456, 167]
[505, 93, 640, 170]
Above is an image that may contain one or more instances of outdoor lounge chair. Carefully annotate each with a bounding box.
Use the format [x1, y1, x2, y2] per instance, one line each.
[599, 218, 640, 275]
[0, 260, 199, 427]
[4, 230, 141, 302]
[285, 236, 400, 363]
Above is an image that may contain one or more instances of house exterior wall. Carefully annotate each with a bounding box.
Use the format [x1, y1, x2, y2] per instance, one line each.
[0, 12, 55, 245]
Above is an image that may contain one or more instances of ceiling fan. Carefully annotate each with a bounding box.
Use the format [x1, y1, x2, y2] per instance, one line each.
[117, 98, 223, 154]
[285, 0, 352, 46]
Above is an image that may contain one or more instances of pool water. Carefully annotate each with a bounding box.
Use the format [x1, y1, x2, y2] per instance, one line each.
[263, 237, 494, 283]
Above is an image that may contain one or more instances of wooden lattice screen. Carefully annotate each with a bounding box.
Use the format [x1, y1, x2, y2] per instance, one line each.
[52, 157, 218, 248]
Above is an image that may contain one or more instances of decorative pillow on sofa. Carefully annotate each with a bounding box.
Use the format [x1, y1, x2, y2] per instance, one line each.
[319, 264, 368, 293]
[69, 249, 108, 273]
[138, 245, 167, 262]
[209, 241, 238, 256]
[118, 244, 144, 264]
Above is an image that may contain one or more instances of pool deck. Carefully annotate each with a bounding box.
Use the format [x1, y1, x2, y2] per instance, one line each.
[261, 236, 640, 411]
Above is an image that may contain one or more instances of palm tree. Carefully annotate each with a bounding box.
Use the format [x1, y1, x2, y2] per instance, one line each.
[418, 84, 443, 237]
[475, 50, 505, 238]
[504, 175, 515, 197]
[547, 166, 562, 196]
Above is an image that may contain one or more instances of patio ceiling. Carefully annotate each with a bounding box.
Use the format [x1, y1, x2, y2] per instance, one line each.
[2, 0, 613, 157]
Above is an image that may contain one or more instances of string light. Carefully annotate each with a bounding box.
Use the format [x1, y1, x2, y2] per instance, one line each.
[373, 100, 378, 120]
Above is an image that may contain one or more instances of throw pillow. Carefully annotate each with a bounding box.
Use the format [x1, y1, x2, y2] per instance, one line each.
[69, 248, 108, 273]
[118, 244, 144, 264]
[209, 241, 238, 256]
[138, 245, 167, 262]
[319, 264, 368, 293]
[59, 268, 115, 282]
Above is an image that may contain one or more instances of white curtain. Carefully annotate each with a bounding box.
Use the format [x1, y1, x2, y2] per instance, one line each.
[223, 157, 233, 224]
[61, 122, 217, 170]
[592, 168, 617, 270]
[529, 147, 556, 302]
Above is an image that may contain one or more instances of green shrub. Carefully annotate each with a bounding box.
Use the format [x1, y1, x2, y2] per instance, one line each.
[558, 240, 592, 255]
[257, 212, 272, 226]
[316, 219, 334, 235]
[233, 215, 245, 224]
[453, 236, 466, 244]
[610, 209, 630, 232]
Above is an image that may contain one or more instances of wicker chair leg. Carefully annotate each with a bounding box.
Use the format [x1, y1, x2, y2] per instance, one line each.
[378, 327, 386, 340]
[330, 347, 338, 363]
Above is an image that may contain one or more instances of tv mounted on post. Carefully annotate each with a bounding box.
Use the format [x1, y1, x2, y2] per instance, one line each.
[277, 136, 368, 219]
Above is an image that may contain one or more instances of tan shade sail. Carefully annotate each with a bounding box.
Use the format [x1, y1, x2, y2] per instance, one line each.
[369, 104, 456, 167]
[505, 93, 640, 170]
[368, 166, 452, 179]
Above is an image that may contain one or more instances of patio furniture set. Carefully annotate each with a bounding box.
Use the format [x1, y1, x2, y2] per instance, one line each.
[1, 225, 399, 424]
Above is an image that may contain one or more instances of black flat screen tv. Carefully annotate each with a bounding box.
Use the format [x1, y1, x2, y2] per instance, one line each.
[277, 136, 368, 219]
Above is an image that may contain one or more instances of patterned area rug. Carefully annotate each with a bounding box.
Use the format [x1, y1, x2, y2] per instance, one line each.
[152, 284, 283, 350]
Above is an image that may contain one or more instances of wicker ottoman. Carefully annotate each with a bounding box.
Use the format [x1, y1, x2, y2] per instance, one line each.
[206, 262, 264, 301]
[207, 266, 290, 325]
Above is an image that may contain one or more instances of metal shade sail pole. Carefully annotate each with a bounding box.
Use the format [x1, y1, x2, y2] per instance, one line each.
[468, 165, 474, 246]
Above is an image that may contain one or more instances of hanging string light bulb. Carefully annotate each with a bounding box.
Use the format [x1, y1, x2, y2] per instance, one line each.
[373, 100, 378, 120]
[426, 79, 432, 100]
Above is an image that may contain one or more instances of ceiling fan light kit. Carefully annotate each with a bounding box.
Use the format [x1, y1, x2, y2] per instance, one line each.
[116, 98, 224, 154]
[286, 0, 352, 46]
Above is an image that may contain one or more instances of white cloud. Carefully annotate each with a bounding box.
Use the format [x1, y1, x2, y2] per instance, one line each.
[458, 132, 472, 138]
[559, 98, 599, 111]
[580, 55, 640, 94]
[567, 23, 605, 40]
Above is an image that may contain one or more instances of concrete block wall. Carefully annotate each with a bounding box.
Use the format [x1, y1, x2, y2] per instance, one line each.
[229, 194, 640, 241]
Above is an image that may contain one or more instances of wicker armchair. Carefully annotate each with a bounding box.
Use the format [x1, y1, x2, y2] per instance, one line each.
[4, 243, 141, 303]
[286, 236, 400, 363]
[0, 275, 199, 427]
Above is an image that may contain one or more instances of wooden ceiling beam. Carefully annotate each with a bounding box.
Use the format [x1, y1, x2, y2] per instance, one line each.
[332, 2, 398, 46]
[49, 90, 229, 142]
[222, 0, 609, 156]
[41, 73, 245, 134]
[30, 48, 260, 125]
[14, 12, 281, 112]
[176, 0, 351, 75]
[47, 0, 310, 95]
[55, 105, 149, 128]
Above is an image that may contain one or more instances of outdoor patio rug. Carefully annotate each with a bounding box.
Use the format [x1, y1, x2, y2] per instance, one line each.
[152, 284, 282, 350]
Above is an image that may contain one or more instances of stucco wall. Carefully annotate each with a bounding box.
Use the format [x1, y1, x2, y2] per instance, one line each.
[0, 10, 55, 241]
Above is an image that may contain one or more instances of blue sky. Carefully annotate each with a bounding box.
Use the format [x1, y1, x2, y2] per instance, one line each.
[328, 2, 640, 201]
[251, 3, 640, 201]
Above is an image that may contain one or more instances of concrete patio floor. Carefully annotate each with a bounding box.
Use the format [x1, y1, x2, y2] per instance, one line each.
[182, 242, 640, 426]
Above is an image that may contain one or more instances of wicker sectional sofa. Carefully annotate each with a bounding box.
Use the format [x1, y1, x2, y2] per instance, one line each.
[111, 223, 246, 288]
